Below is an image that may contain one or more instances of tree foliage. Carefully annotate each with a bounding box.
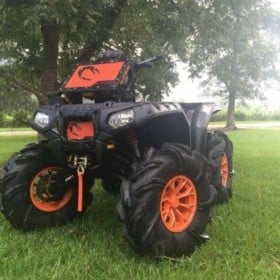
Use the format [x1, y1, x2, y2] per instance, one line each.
[0, 0, 279, 129]
[185, 0, 279, 128]
[0, 0, 131, 103]
[0, 0, 197, 103]
[0, 75, 37, 127]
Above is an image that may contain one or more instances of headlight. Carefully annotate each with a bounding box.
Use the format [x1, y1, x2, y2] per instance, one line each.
[34, 112, 49, 128]
[108, 109, 134, 129]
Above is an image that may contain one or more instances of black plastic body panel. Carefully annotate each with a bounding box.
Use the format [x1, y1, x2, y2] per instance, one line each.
[29, 101, 219, 176]
[180, 103, 220, 153]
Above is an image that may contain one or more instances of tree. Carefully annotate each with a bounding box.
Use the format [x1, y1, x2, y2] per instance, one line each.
[0, 0, 199, 104]
[0, 0, 130, 104]
[186, 0, 279, 129]
[0, 74, 38, 127]
[0, 0, 279, 128]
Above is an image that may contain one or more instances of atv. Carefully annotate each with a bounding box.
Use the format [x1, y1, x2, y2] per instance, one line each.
[0, 50, 233, 257]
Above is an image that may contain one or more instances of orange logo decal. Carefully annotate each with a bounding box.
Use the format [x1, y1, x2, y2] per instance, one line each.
[77, 66, 100, 81]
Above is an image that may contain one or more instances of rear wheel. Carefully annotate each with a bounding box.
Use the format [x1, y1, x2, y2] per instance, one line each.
[118, 143, 217, 257]
[0, 143, 93, 230]
[207, 131, 233, 203]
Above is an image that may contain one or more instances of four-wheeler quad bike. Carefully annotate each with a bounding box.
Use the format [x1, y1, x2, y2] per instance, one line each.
[0, 50, 234, 258]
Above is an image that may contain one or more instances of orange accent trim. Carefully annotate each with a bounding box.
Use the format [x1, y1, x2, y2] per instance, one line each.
[221, 153, 229, 187]
[66, 121, 94, 140]
[77, 168, 84, 212]
[64, 62, 125, 89]
[106, 143, 115, 150]
[29, 167, 73, 212]
[160, 175, 197, 233]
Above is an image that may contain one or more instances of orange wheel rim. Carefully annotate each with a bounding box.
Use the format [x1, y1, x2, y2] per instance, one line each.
[30, 167, 73, 212]
[160, 175, 197, 233]
[221, 154, 229, 187]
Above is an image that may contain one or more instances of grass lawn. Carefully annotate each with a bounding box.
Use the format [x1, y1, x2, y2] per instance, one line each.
[0, 130, 279, 279]
[0, 135, 37, 165]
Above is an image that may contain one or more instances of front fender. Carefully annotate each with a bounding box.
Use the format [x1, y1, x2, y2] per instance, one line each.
[180, 102, 220, 154]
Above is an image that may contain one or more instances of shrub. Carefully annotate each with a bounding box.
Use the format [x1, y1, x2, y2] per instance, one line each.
[0, 113, 4, 126]
[235, 109, 248, 121]
[211, 107, 280, 122]
[271, 110, 280, 120]
[211, 110, 226, 122]
[0, 110, 31, 128]
[11, 110, 30, 127]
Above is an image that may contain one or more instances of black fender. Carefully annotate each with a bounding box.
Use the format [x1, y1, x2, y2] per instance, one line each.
[180, 103, 220, 154]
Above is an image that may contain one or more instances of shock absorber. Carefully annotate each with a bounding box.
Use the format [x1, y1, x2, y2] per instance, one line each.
[125, 130, 141, 158]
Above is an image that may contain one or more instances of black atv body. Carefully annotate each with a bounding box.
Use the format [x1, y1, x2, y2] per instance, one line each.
[0, 51, 234, 257]
[30, 101, 219, 177]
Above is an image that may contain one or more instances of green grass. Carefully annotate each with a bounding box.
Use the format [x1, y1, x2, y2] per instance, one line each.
[0, 130, 280, 279]
[0, 135, 37, 165]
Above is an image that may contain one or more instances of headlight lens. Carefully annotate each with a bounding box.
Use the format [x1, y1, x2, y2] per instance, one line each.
[34, 112, 49, 128]
[108, 109, 134, 129]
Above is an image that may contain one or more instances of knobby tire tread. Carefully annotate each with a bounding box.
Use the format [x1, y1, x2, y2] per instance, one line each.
[0, 143, 93, 231]
[206, 131, 234, 203]
[118, 143, 216, 257]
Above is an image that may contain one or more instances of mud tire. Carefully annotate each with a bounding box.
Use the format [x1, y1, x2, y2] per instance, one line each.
[0, 143, 93, 230]
[118, 143, 217, 257]
[206, 131, 233, 203]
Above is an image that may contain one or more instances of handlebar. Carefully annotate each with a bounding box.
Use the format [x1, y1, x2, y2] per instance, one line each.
[136, 56, 163, 70]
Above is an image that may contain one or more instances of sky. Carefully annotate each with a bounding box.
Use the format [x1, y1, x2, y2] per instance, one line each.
[166, 64, 280, 110]
[270, 0, 280, 10]
[166, 1, 280, 110]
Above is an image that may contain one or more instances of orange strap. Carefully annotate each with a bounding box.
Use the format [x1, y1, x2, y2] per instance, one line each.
[77, 166, 85, 212]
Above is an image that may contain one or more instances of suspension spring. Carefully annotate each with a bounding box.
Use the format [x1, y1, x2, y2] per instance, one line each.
[124, 130, 141, 158]
[125, 130, 138, 145]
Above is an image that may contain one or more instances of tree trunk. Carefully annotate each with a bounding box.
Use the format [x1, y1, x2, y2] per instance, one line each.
[226, 90, 237, 130]
[40, 18, 60, 105]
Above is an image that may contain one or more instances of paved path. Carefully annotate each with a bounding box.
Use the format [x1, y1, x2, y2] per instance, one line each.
[209, 122, 280, 130]
[0, 130, 37, 136]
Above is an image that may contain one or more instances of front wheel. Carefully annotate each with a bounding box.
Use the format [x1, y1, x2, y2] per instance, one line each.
[0, 143, 93, 230]
[118, 143, 217, 257]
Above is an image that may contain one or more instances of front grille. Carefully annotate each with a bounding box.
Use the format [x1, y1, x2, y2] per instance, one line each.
[66, 121, 95, 140]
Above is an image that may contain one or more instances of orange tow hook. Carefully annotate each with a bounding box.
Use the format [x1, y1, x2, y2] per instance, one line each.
[77, 165, 85, 212]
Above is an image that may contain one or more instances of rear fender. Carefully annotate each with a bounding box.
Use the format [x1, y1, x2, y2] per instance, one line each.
[137, 111, 191, 149]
